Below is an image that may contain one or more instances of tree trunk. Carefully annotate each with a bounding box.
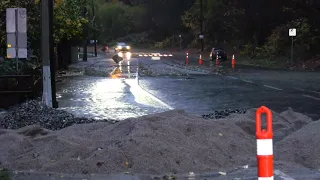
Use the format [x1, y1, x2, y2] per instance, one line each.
[57, 40, 71, 70]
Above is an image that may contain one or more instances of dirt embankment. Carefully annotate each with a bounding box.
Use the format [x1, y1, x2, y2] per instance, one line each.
[0, 106, 319, 176]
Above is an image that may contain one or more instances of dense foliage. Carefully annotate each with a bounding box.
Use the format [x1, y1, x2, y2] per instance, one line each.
[115, 0, 320, 63]
[1, 0, 320, 69]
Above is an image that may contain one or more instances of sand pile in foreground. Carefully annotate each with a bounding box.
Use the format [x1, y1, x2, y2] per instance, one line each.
[0, 108, 318, 175]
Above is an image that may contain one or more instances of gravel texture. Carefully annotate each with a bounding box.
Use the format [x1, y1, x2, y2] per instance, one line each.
[0, 99, 118, 130]
[0, 105, 318, 176]
[202, 109, 247, 119]
[275, 119, 320, 169]
[0, 109, 256, 175]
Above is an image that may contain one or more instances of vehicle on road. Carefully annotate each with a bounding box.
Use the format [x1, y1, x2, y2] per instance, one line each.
[114, 42, 131, 52]
[209, 48, 227, 62]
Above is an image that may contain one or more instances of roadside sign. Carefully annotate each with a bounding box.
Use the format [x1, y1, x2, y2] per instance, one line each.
[90, 40, 98, 44]
[179, 35, 181, 38]
[289, 28, 296, 37]
[7, 48, 16, 58]
[199, 34, 204, 39]
[6, 8, 27, 33]
[6, 8, 16, 33]
[6, 8, 28, 59]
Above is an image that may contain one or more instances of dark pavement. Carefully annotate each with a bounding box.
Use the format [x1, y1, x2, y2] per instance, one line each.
[58, 51, 320, 120]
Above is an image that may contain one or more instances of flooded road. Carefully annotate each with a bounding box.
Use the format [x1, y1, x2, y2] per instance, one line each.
[57, 53, 320, 120]
[56, 57, 170, 120]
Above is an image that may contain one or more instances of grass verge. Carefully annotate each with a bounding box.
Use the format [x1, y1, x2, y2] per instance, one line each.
[0, 169, 10, 180]
[235, 56, 290, 69]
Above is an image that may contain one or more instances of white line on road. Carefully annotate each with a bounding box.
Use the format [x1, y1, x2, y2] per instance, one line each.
[302, 94, 320, 101]
[242, 79, 254, 83]
[226, 76, 238, 79]
[128, 60, 173, 110]
[294, 87, 320, 95]
[263, 85, 283, 91]
[274, 169, 296, 180]
[110, 67, 118, 76]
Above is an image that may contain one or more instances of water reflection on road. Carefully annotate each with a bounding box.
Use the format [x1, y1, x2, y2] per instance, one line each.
[56, 58, 169, 120]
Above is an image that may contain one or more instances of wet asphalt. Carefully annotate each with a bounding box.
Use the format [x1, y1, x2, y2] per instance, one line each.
[57, 52, 320, 120]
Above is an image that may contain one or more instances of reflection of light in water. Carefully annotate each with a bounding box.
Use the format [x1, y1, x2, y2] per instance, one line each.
[125, 52, 132, 59]
[90, 79, 127, 107]
[117, 52, 131, 60]
[126, 79, 166, 108]
[56, 93, 62, 99]
[119, 61, 122, 72]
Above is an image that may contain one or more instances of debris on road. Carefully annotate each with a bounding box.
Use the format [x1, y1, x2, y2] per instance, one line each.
[0, 99, 117, 130]
[202, 109, 246, 119]
[0, 106, 319, 176]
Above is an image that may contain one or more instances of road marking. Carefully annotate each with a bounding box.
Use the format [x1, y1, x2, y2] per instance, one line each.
[110, 67, 118, 75]
[274, 169, 296, 180]
[226, 76, 238, 79]
[302, 94, 320, 101]
[294, 87, 320, 95]
[242, 79, 254, 83]
[263, 85, 283, 91]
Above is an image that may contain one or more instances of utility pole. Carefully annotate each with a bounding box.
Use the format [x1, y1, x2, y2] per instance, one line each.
[82, 6, 88, 61]
[41, 0, 53, 107]
[200, 0, 204, 52]
[92, 0, 97, 57]
[49, 0, 58, 108]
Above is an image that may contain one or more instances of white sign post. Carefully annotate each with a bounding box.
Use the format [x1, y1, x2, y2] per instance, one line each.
[289, 28, 296, 65]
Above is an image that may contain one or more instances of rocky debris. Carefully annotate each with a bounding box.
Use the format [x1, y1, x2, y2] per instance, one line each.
[275, 120, 320, 169]
[0, 106, 318, 176]
[0, 110, 257, 175]
[223, 108, 313, 143]
[0, 99, 118, 130]
[202, 109, 247, 119]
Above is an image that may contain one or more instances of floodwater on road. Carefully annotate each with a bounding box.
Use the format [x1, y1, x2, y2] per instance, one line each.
[56, 75, 169, 120]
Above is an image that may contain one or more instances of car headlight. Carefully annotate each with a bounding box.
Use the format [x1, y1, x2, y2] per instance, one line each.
[126, 46, 130, 49]
[117, 46, 122, 49]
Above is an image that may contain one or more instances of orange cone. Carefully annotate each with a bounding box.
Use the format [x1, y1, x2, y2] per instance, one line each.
[215, 55, 219, 66]
[199, 54, 203, 65]
[232, 54, 235, 65]
[232, 54, 235, 69]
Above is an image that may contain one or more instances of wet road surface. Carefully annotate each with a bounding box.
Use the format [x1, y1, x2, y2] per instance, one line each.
[57, 52, 320, 120]
[56, 57, 171, 120]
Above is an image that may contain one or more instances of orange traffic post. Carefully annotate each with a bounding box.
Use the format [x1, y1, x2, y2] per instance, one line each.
[199, 54, 203, 65]
[186, 51, 189, 65]
[231, 54, 235, 68]
[215, 55, 220, 66]
[256, 106, 274, 180]
[231, 54, 235, 65]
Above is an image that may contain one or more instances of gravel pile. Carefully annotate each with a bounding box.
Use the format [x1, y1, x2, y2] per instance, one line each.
[0, 105, 318, 176]
[223, 108, 313, 143]
[275, 120, 320, 169]
[0, 110, 256, 175]
[202, 109, 246, 119]
[0, 99, 117, 130]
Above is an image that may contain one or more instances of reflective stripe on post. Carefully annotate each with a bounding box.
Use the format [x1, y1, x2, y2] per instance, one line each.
[256, 106, 274, 180]
[186, 52, 189, 65]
